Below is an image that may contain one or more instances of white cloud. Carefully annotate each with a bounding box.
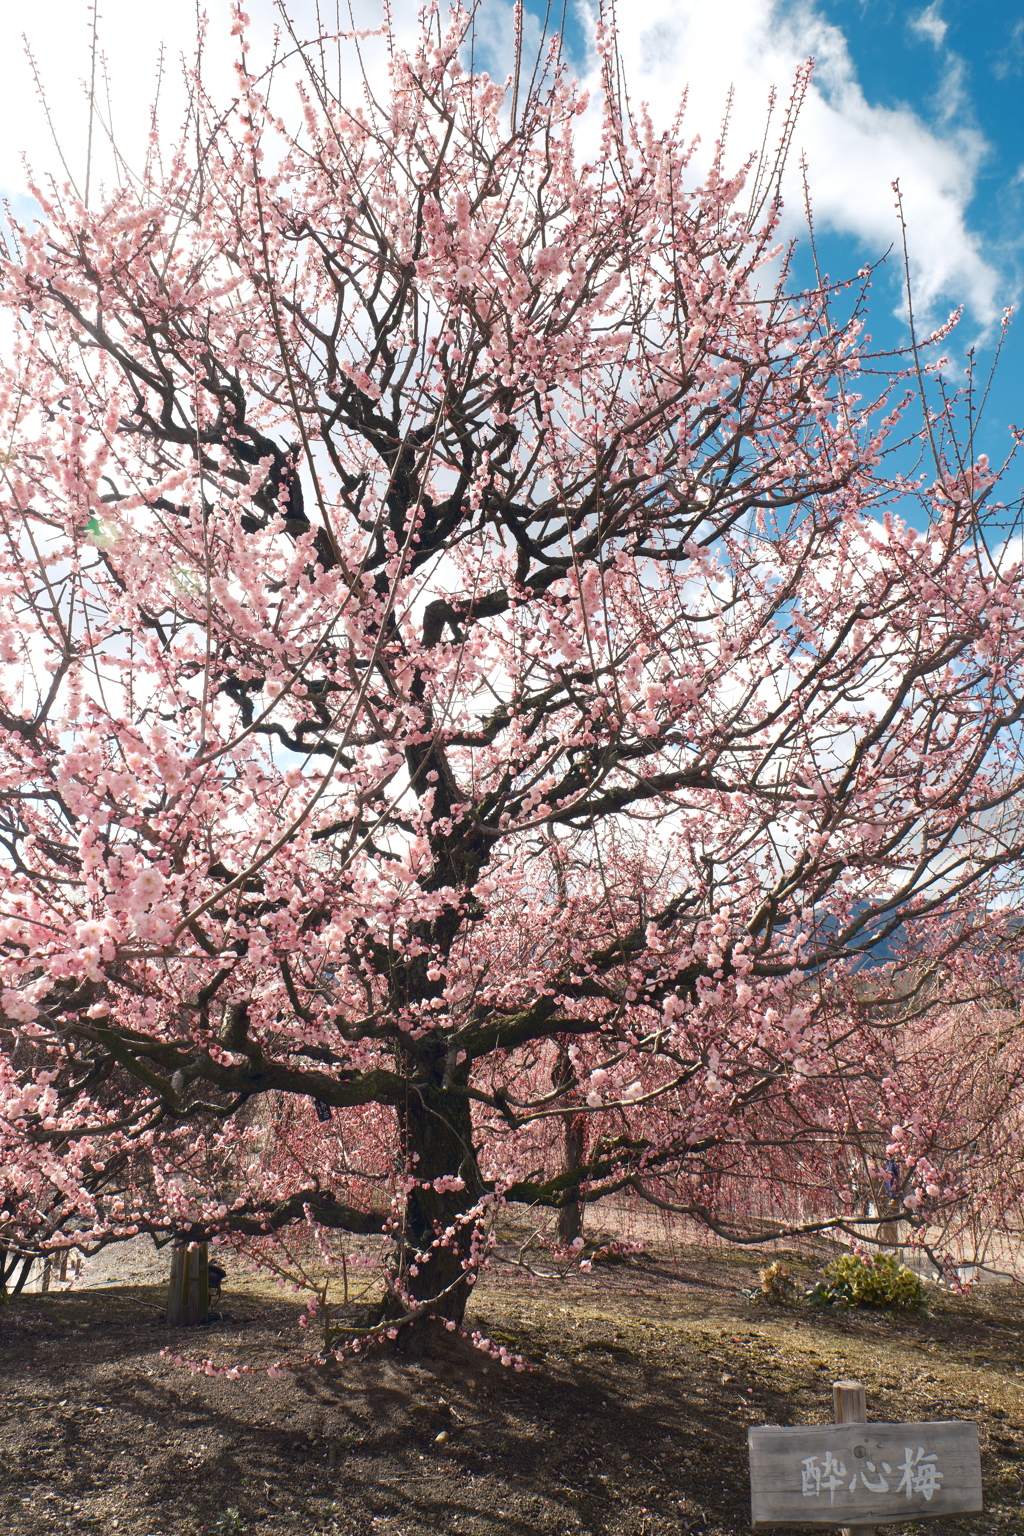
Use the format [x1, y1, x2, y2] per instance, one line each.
[931, 53, 970, 127]
[909, 4, 948, 49]
[468, 0, 545, 83]
[576, 0, 998, 325]
[0, 0, 1002, 327]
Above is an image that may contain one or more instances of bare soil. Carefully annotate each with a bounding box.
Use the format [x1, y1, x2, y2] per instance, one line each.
[1, 1242, 1023, 1536]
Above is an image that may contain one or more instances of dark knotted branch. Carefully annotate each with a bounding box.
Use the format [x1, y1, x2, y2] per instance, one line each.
[152, 1187, 389, 1242]
[47, 1016, 410, 1114]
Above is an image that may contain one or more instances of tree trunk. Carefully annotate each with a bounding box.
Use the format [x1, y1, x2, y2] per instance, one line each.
[385, 1057, 483, 1337]
[556, 1112, 587, 1247]
[11, 1254, 34, 1296]
[552, 1040, 586, 1247]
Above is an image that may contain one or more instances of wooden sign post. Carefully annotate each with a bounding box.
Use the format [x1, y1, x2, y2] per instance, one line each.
[748, 1380, 982, 1530]
[832, 1381, 873, 1536]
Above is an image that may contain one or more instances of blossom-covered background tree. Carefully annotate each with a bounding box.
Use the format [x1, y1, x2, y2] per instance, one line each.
[1, 4, 1023, 1338]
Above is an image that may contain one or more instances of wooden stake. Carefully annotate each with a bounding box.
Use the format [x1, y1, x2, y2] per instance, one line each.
[187, 1243, 200, 1325]
[168, 1240, 210, 1327]
[167, 1241, 182, 1326]
[833, 1381, 874, 1536]
[198, 1243, 209, 1323]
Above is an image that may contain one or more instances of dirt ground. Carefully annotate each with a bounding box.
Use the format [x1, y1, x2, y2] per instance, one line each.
[1, 1240, 1023, 1536]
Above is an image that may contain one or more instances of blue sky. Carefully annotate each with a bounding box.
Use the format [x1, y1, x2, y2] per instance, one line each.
[810, 0, 1023, 470]
[819, 0, 1023, 270]
[540, 0, 1024, 506]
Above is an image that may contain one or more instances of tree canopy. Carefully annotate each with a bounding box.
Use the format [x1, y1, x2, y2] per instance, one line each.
[1, 5, 1023, 1339]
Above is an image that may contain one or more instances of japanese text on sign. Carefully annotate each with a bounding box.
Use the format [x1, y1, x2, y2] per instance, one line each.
[800, 1446, 944, 1506]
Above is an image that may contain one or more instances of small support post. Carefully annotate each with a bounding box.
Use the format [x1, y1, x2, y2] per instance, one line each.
[833, 1380, 874, 1536]
[167, 1241, 185, 1326]
[169, 1240, 210, 1327]
[187, 1243, 201, 1325]
[198, 1243, 209, 1323]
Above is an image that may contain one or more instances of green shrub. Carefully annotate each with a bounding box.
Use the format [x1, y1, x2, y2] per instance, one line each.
[807, 1251, 927, 1312]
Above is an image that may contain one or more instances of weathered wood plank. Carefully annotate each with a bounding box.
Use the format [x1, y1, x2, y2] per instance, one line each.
[748, 1420, 982, 1529]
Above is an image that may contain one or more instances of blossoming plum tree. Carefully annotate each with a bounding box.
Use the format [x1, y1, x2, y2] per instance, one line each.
[1, 5, 1023, 1338]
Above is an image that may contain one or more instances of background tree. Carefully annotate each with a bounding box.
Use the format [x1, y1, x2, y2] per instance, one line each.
[1, 4, 1023, 1340]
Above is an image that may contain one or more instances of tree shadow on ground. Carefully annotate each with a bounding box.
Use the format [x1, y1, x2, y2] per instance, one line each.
[0, 1251, 1022, 1535]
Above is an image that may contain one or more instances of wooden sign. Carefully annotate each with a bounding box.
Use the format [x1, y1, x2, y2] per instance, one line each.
[748, 1419, 982, 1529]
